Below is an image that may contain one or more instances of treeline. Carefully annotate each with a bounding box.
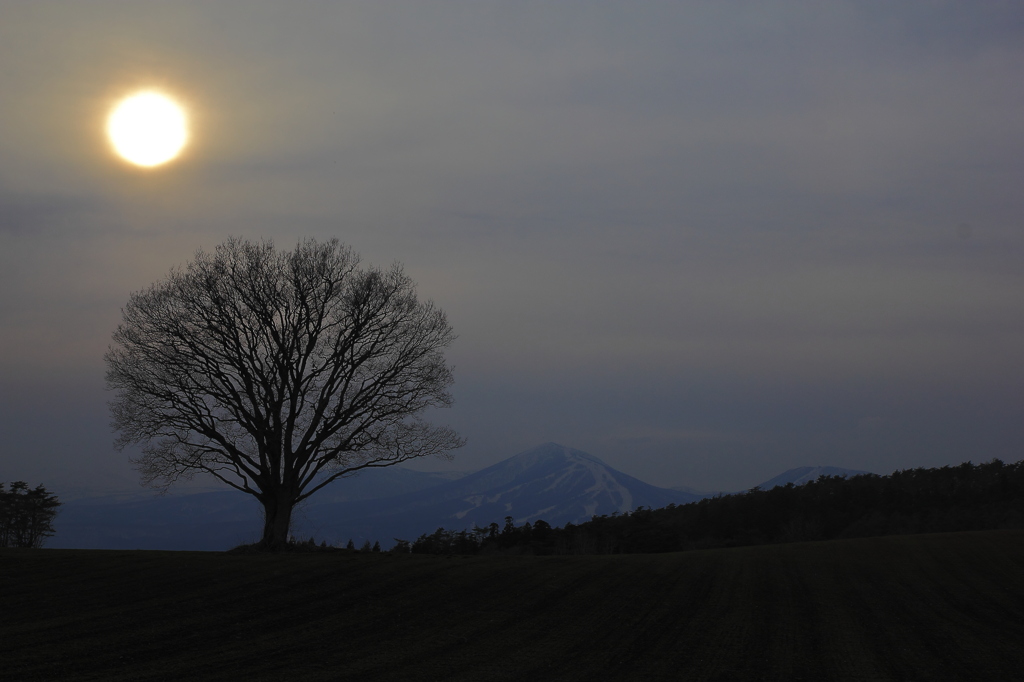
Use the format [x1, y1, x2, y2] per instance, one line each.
[1, 482, 61, 548]
[409, 517, 558, 556]
[406, 459, 1024, 555]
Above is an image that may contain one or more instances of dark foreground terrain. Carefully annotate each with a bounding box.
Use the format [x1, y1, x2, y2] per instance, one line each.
[3, 531, 1024, 681]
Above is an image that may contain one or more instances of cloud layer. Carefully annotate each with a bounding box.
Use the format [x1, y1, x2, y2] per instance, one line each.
[1, 2, 1022, 493]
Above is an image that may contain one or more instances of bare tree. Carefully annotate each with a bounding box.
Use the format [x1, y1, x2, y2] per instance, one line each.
[106, 238, 464, 549]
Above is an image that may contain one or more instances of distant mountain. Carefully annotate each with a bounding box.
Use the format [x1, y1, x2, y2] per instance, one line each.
[756, 466, 873, 490]
[671, 466, 875, 498]
[51, 443, 703, 550]
[49, 444, 873, 551]
[51, 490, 262, 551]
[51, 466, 464, 551]
[301, 443, 706, 545]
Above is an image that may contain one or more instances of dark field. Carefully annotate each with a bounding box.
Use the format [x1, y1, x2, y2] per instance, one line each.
[3, 531, 1024, 681]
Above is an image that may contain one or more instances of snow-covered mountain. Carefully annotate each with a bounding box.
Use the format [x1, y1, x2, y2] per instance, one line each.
[756, 466, 872, 490]
[48, 443, 870, 551]
[300, 443, 706, 545]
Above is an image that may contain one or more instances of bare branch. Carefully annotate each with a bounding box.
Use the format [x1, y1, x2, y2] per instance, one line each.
[106, 237, 463, 548]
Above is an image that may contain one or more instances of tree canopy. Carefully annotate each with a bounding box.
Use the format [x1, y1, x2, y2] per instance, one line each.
[0, 482, 61, 548]
[106, 238, 463, 548]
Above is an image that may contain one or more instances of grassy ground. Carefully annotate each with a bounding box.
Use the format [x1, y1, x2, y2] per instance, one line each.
[3, 530, 1024, 681]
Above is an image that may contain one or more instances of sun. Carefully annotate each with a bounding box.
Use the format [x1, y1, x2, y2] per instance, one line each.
[107, 91, 188, 167]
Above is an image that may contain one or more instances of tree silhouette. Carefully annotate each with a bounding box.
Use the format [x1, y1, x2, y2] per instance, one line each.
[0, 482, 61, 548]
[106, 238, 464, 549]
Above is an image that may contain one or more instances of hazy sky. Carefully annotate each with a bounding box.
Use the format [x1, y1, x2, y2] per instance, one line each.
[2, 1, 1022, 496]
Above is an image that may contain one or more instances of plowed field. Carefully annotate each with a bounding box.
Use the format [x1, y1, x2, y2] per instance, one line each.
[3, 530, 1024, 681]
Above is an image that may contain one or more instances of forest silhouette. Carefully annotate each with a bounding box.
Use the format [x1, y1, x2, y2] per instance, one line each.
[406, 458, 1024, 555]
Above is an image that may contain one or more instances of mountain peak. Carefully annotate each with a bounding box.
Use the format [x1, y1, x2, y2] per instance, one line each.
[758, 466, 873, 490]
[503, 442, 607, 470]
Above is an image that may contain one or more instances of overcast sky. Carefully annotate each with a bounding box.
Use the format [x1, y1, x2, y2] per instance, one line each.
[1, 1, 1022, 496]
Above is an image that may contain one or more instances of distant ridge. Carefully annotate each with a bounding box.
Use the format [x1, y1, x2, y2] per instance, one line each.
[757, 466, 873, 490]
[51, 466, 465, 551]
[302, 442, 706, 545]
[51, 443, 704, 550]
[671, 465, 873, 497]
[49, 444, 873, 551]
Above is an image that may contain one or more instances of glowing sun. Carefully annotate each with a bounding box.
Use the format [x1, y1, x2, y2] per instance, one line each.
[107, 92, 188, 167]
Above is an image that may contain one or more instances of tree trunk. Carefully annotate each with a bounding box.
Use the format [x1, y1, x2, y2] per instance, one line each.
[260, 493, 295, 550]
